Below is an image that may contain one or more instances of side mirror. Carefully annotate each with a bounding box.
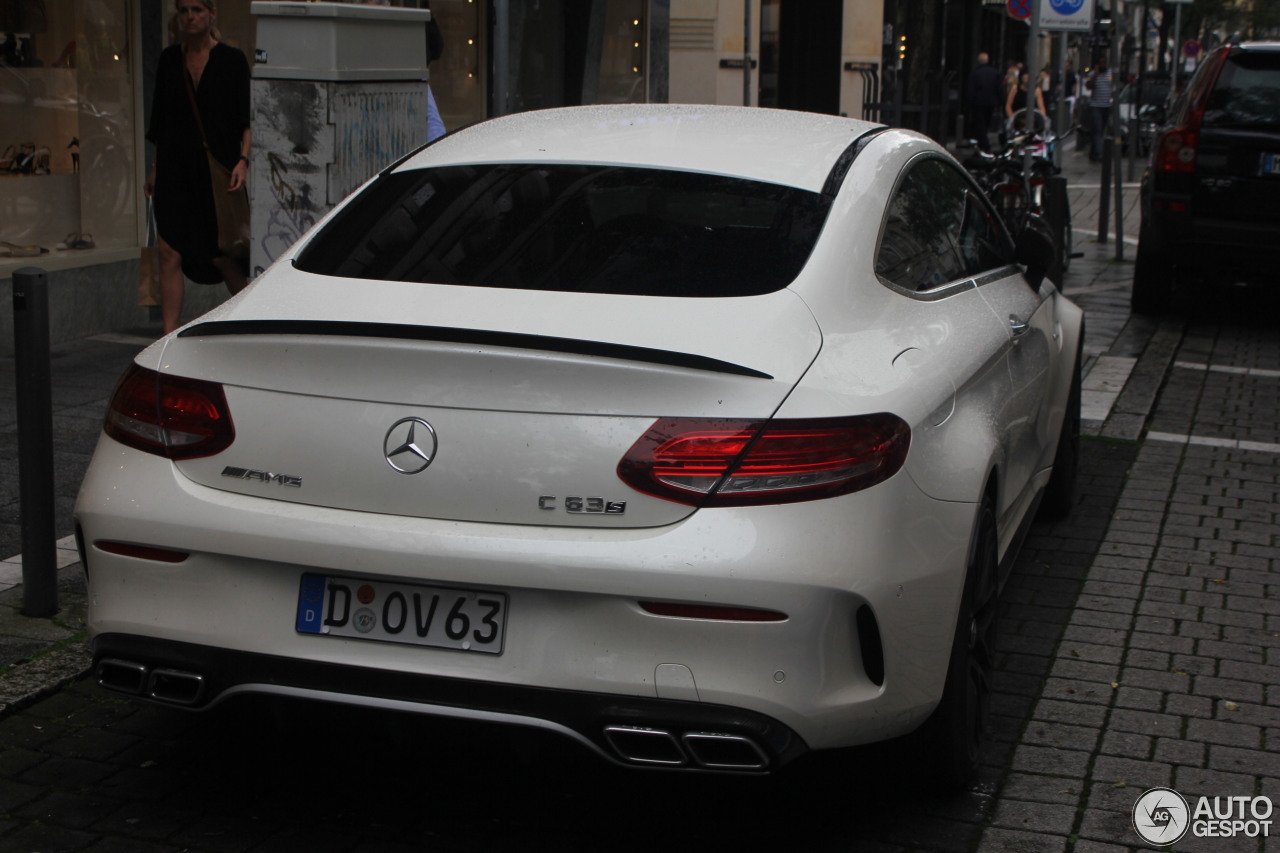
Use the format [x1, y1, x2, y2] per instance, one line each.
[1015, 214, 1060, 289]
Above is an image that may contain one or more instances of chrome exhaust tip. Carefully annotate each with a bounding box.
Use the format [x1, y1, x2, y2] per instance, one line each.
[97, 658, 148, 695]
[604, 725, 770, 770]
[603, 725, 687, 766]
[147, 668, 206, 706]
[682, 732, 769, 770]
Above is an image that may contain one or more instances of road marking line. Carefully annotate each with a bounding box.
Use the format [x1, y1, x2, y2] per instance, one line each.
[1175, 361, 1280, 380]
[1069, 227, 1139, 246]
[1146, 431, 1280, 454]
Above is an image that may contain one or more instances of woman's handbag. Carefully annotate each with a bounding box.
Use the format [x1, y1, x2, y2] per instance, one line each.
[204, 150, 250, 260]
[182, 67, 250, 263]
[138, 200, 162, 306]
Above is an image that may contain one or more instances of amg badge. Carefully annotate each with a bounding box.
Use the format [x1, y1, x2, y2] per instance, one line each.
[222, 466, 302, 487]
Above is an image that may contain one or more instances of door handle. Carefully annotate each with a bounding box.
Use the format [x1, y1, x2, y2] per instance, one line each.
[1009, 315, 1030, 338]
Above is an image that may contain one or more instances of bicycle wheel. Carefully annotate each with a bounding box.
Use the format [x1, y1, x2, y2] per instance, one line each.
[1040, 172, 1072, 276]
[988, 164, 1031, 236]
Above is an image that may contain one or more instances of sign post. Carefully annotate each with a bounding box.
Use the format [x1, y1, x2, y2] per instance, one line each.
[1167, 0, 1194, 90]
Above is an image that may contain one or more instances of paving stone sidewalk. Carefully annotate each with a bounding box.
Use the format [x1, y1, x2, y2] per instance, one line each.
[978, 321, 1280, 853]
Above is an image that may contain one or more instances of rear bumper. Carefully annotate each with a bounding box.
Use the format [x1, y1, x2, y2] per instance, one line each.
[93, 634, 807, 773]
[1144, 192, 1280, 275]
[76, 436, 979, 762]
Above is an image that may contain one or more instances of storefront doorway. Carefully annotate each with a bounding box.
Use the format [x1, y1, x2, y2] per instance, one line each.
[758, 0, 842, 115]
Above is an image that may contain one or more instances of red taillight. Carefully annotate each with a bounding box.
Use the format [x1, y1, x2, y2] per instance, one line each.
[1155, 128, 1199, 173]
[1154, 49, 1227, 174]
[104, 364, 235, 459]
[639, 601, 787, 622]
[618, 415, 910, 507]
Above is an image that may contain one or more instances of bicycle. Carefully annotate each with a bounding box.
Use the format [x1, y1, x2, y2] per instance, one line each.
[959, 114, 1077, 279]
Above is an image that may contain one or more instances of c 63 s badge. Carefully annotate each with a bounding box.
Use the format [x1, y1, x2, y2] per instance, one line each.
[222, 466, 302, 487]
[538, 496, 626, 514]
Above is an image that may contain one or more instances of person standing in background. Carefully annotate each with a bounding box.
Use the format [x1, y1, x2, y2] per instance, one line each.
[1062, 59, 1078, 129]
[1006, 69, 1046, 123]
[1086, 54, 1114, 162]
[144, 0, 250, 335]
[964, 52, 1003, 151]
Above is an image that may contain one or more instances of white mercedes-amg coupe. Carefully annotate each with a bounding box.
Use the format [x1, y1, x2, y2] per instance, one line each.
[76, 104, 1081, 785]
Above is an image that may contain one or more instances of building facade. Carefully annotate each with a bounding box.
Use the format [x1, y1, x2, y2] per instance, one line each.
[0, 0, 1203, 351]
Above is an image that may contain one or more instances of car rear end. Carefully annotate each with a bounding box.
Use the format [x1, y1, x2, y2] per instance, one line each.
[75, 106, 974, 773]
[1142, 42, 1280, 283]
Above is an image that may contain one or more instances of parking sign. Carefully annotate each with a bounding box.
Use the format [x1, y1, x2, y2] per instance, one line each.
[1040, 0, 1094, 31]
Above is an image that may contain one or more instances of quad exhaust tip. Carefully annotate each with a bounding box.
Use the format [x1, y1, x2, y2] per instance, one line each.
[96, 660, 768, 769]
[97, 659, 205, 707]
[603, 725, 768, 771]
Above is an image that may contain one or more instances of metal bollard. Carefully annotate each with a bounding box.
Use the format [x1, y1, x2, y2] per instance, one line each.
[1097, 137, 1112, 244]
[12, 268, 57, 617]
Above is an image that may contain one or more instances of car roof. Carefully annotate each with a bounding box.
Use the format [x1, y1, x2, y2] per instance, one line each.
[396, 104, 886, 194]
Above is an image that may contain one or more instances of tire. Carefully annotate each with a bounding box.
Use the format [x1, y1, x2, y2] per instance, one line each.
[1039, 341, 1081, 521]
[1131, 226, 1174, 313]
[913, 498, 999, 789]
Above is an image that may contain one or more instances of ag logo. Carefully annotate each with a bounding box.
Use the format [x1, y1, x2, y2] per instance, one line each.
[1048, 0, 1084, 13]
[1134, 787, 1190, 846]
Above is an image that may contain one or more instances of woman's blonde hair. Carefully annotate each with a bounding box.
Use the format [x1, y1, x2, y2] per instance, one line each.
[169, 0, 221, 45]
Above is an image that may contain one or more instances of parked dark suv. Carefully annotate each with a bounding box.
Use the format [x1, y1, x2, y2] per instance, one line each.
[1132, 41, 1280, 312]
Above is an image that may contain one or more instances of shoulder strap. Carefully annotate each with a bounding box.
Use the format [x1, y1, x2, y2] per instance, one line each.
[181, 54, 210, 148]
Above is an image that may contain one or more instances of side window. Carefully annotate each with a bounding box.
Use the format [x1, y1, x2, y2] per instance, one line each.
[955, 173, 1015, 275]
[875, 159, 971, 292]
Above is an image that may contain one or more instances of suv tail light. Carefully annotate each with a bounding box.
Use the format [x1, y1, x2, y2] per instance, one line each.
[104, 364, 235, 459]
[1154, 128, 1200, 174]
[618, 415, 909, 507]
[1154, 48, 1229, 175]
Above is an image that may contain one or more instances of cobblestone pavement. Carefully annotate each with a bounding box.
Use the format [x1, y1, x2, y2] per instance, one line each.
[976, 318, 1280, 853]
[1, 158, 1276, 851]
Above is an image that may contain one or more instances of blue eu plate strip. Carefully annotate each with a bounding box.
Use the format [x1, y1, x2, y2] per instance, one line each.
[296, 573, 326, 634]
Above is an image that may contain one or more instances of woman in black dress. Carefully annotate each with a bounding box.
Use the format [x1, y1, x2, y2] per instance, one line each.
[144, 0, 250, 334]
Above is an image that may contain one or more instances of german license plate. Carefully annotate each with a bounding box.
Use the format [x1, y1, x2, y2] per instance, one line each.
[295, 573, 506, 654]
[1263, 153, 1280, 176]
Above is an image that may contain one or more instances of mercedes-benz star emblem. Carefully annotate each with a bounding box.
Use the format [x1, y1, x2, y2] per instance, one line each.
[383, 417, 438, 475]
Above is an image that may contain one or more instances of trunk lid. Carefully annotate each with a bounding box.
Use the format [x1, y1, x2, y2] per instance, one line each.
[161, 272, 822, 528]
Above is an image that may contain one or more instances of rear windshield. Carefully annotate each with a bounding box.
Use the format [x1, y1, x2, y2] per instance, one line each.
[1203, 51, 1280, 128]
[293, 164, 831, 297]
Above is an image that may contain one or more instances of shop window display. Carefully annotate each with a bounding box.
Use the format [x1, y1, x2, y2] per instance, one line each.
[1, 0, 137, 261]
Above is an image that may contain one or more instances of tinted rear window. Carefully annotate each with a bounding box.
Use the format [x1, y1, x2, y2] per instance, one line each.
[293, 164, 831, 297]
[1203, 50, 1280, 128]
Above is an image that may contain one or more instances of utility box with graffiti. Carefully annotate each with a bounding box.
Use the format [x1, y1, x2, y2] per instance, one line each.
[249, 2, 432, 276]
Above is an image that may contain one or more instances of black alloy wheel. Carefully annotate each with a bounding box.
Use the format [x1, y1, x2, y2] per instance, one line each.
[914, 498, 999, 789]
